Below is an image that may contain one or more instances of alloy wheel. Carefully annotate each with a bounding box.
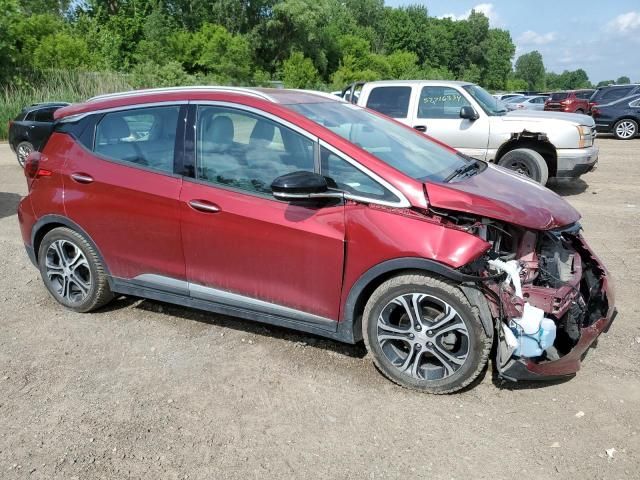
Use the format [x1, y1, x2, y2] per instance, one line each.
[376, 293, 470, 381]
[45, 239, 92, 304]
[615, 120, 637, 139]
[17, 143, 32, 167]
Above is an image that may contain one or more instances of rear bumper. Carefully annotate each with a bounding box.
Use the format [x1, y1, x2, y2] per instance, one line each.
[500, 235, 616, 381]
[555, 146, 598, 178]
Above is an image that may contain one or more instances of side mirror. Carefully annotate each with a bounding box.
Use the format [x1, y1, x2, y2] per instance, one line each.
[271, 171, 342, 201]
[460, 106, 479, 121]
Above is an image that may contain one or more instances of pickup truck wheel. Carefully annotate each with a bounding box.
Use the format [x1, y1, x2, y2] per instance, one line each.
[498, 148, 549, 185]
[16, 141, 34, 168]
[613, 119, 637, 140]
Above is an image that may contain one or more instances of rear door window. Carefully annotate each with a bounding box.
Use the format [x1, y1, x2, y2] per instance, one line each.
[418, 86, 471, 119]
[366, 86, 412, 118]
[94, 105, 180, 173]
[550, 93, 568, 101]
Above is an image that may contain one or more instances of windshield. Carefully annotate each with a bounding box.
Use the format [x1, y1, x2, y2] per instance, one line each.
[551, 92, 569, 101]
[288, 102, 471, 182]
[462, 84, 508, 115]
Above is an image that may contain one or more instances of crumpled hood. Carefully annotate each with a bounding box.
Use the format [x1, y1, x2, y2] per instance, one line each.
[425, 164, 581, 230]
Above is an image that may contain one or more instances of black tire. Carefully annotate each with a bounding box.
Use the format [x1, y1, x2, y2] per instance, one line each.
[575, 109, 584, 114]
[362, 274, 491, 394]
[38, 227, 114, 313]
[498, 148, 549, 184]
[16, 141, 34, 168]
[613, 119, 638, 140]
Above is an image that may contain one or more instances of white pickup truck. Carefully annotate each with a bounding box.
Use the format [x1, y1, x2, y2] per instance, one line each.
[343, 80, 599, 184]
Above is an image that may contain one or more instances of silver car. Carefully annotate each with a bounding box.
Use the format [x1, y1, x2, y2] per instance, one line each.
[505, 95, 549, 111]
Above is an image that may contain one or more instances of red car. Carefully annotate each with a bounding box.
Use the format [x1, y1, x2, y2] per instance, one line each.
[17, 87, 616, 393]
[544, 90, 594, 114]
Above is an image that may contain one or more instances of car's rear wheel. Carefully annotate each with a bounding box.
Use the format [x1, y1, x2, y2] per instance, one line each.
[38, 227, 114, 312]
[498, 148, 549, 185]
[613, 119, 638, 140]
[362, 274, 491, 394]
[16, 141, 33, 168]
[575, 109, 585, 114]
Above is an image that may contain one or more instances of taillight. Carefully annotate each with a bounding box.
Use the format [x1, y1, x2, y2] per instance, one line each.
[591, 107, 600, 118]
[24, 151, 51, 179]
[24, 152, 40, 178]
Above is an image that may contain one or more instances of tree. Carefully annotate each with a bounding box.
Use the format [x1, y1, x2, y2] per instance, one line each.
[481, 29, 515, 90]
[616, 76, 631, 84]
[193, 24, 253, 83]
[282, 52, 319, 88]
[0, 0, 20, 81]
[33, 32, 92, 70]
[515, 51, 545, 91]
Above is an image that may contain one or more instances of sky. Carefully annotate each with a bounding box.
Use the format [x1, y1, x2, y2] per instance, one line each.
[386, 0, 639, 83]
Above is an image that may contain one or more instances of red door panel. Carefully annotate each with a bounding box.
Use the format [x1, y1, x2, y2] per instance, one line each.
[62, 139, 184, 280]
[180, 180, 345, 320]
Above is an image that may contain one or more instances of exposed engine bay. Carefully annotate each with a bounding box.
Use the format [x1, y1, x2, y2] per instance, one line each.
[433, 208, 610, 377]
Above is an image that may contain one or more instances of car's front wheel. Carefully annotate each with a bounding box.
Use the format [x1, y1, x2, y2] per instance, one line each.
[498, 148, 549, 184]
[38, 227, 114, 312]
[613, 119, 638, 140]
[362, 274, 491, 394]
[16, 141, 34, 168]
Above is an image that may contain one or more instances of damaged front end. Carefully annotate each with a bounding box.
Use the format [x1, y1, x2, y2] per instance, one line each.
[445, 212, 617, 381]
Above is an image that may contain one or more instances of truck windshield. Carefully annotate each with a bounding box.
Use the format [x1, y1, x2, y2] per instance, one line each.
[463, 84, 508, 116]
[288, 102, 473, 182]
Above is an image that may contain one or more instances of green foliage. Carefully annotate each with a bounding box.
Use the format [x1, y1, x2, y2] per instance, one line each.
[0, 70, 131, 138]
[193, 24, 253, 83]
[596, 80, 615, 88]
[616, 76, 630, 84]
[33, 33, 92, 70]
[546, 69, 591, 90]
[282, 52, 320, 88]
[515, 51, 546, 91]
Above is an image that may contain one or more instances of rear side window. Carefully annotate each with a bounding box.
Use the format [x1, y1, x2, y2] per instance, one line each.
[550, 92, 569, 101]
[33, 107, 57, 122]
[366, 86, 412, 118]
[601, 87, 633, 103]
[94, 105, 180, 173]
[418, 86, 471, 119]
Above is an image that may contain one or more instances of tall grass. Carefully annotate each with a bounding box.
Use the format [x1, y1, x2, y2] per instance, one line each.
[0, 70, 132, 140]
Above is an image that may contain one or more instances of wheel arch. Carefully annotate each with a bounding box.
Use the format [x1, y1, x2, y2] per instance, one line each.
[31, 215, 113, 282]
[495, 133, 558, 177]
[339, 258, 494, 343]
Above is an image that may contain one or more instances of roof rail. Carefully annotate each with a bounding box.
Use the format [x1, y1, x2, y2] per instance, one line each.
[87, 86, 277, 103]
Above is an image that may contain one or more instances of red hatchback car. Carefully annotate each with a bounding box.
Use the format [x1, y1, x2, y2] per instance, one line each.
[18, 87, 616, 393]
[544, 90, 594, 114]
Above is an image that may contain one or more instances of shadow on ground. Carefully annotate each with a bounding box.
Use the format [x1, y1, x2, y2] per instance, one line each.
[103, 295, 368, 359]
[548, 178, 589, 197]
[0, 192, 21, 219]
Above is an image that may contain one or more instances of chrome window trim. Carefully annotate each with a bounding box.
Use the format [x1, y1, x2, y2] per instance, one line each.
[58, 101, 190, 123]
[193, 101, 318, 142]
[319, 140, 411, 208]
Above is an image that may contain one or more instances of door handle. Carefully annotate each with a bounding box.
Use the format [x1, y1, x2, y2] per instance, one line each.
[414, 125, 427, 132]
[188, 199, 221, 213]
[70, 173, 94, 184]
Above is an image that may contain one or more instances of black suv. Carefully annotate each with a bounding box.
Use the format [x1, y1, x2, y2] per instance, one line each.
[589, 84, 640, 113]
[8, 102, 69, 167]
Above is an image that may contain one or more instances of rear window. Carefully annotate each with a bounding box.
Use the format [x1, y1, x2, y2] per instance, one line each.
[366, 86, 412, 118]
[550, 92, 569, 101]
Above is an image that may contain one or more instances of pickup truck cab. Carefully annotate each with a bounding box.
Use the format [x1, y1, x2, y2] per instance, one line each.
[344, 80, 598, 185]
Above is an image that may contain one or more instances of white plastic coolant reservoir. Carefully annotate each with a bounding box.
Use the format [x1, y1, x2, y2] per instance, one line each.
[511, 303, 557, 358]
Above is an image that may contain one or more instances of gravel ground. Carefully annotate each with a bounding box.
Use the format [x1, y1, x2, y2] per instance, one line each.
[0, 138, 638, 479]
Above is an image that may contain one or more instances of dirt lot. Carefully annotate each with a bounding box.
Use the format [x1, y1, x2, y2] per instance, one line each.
[0, 138, 638, 479]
